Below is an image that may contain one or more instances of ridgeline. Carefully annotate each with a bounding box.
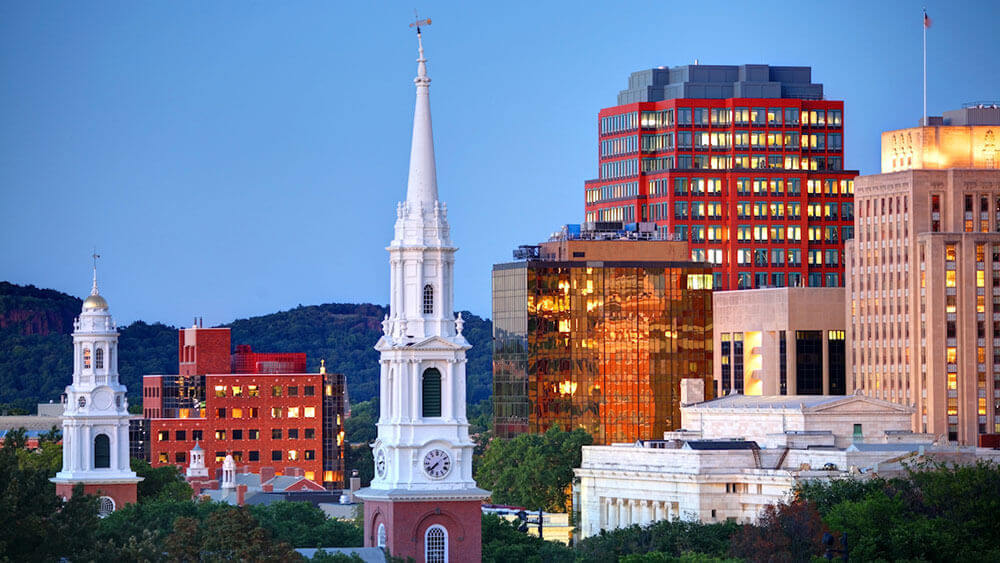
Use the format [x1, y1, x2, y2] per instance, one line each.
[0, 282, 492, 413]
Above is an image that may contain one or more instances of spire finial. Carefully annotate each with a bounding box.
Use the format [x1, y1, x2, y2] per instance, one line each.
[409, 10, 432, 85]
[404, 11, 438, 205]
[90, 249, 101, 295]
[320, 359, 326, 375]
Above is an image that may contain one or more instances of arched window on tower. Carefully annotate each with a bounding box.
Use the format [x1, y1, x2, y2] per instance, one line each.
[94, 433, 110, 468]
[377, 523, 386, 549]
[424, 525, 447, 563]
[422, 368, 442, 418]
[423, 284, 434, 314]
[83, 347, 91, 369]
[95, 348, 104, 370]
[98, 496, 116, 517]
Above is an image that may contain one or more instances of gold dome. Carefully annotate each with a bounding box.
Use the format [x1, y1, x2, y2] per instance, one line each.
[82, 293, 109, 310]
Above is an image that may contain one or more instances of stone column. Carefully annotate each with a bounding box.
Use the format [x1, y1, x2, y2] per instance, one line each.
[442, 360, 454, 421]
[410, 359, 421, 421]
[607, 498, 618, 529]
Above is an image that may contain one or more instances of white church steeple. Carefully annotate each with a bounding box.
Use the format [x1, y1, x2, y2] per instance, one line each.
[357, 25, 488, 558]
[52, 258, 141, 513]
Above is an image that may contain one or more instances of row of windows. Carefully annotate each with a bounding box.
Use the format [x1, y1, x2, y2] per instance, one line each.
[157, 427, 318, 441]
[658, 201, 852, 221]
[610, 131, 842, 153]
[735, 248, 842, 266]
[638, 154, 844, 172]
[664, 225, 853, 244]
[737, 272, 840, 288]
[645, 177, 854, 197]
[601, 158, 639, 179]
[586, 181, 639, 204]
[601, 134, 638, 157]
[158, 449, 316, 464]
[590, 205, 636, 223]
[633, 107, 842, 130]
[213, 384, 316, 398]
[600, 112, 638, 135]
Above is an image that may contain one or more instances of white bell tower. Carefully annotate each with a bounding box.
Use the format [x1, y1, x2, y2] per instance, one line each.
[356, 20, 488, 563]
[51, 257, 141, 512]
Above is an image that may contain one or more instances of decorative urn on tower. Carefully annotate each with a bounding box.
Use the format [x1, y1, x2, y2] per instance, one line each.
[51, 259, 142, 515]
[354, 17, 489, 563]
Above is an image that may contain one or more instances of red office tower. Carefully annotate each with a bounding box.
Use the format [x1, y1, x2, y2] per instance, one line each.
[584, 65, 857, 290]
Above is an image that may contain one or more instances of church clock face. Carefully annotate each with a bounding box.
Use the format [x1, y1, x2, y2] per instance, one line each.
[375, 449, 387, 478]
[422, 448, 452, 479]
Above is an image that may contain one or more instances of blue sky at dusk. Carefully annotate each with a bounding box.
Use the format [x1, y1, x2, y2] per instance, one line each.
[2, 1, 999, 326]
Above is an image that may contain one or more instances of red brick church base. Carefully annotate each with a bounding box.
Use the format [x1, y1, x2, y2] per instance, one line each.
[55, 481, 138, 510]
[364, 498, 482, 563]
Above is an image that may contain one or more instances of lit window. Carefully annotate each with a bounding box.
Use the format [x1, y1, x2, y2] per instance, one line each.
[83, 347, 91, 369]
[271, 407, 283, 418]
[288, 407, 300, 418]
[304, 407, 316, 418]
[232, 408, 243, 419]
[215, 430, 226, 440]
[305, 471, 316, 481]
[158, 452, 168, 463]
[946, 271, 957, 287]
[272, 386, 282, 397]
[248, 385, 259, 397]
[288, 450, 298, 461]
[158, 430, 169, 441]
[232, 386, 242, 397]
[214, 385, 226, 398]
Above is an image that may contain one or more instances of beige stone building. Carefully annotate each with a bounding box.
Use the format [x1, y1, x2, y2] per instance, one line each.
[713, 288, 846, 396]
[573, 382, 1000, 537]
[847, 109, 1000, 444]
[882, 105, 1000, 172]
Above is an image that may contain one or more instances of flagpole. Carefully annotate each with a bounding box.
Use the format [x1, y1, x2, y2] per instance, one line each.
[923, 7, 927, 125]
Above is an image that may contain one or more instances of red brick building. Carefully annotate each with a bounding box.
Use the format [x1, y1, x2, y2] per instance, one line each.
[584, 64, 857, 290]
[143, 326, 347, 488]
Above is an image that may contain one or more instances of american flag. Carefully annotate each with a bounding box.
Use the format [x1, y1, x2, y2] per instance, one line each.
[924, 11, 932, 28]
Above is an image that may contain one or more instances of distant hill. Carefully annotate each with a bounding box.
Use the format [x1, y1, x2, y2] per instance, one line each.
[0, 282, 492, 413]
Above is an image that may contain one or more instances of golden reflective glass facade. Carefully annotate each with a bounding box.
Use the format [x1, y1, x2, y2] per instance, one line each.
[492, 261, 714, 444]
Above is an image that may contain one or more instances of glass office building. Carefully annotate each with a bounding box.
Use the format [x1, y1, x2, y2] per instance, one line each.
[493, 240, 714, 444]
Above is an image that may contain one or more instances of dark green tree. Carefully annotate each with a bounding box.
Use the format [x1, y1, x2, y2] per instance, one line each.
[131, 457, 193, 502]
[481, 513, 575, 563]
[475, 426, 593, 512]
[249, 501, 363, 548]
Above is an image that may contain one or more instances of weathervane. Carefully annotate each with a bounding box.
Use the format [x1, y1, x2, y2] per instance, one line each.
[409, 9, 431, 35]
[91, 248, 101, 295]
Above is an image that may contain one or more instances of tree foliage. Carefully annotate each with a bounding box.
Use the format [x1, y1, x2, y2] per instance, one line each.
[798, 461, 1000, 562]
[481, 513, 575, 563]
[475, 426, 593, 512]
[131, 457, 194, 502]
[575, 519, 740, 563]
[729, 500, 826, 562]
[0, 428, 100, 562]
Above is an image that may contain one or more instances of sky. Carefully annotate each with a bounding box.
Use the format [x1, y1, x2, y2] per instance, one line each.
[2, 1, 999, 327]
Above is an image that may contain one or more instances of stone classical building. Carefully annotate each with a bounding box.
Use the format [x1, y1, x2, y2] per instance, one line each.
[846, 107, 1000, 445]
[713, 288, 846, 396]
[573, 381, 1000, 538]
